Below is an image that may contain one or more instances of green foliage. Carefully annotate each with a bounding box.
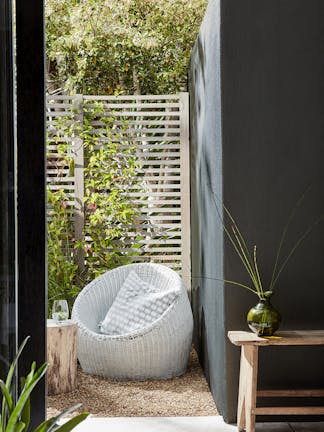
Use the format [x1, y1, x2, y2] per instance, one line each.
[81, 103, 139, 279]
[47, 103, 140, 310]
[0, 337, 89, 432]
[47, 188, 80, 311]
[45, 0, 208, 94]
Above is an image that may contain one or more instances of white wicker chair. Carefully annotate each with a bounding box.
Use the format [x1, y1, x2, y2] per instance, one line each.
[71, 263, 193, 380]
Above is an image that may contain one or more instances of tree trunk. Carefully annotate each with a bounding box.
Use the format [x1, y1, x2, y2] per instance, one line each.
[47, 321, 78, 395]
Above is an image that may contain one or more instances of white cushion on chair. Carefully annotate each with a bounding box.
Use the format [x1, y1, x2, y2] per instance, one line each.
[100, 270, 178, 335]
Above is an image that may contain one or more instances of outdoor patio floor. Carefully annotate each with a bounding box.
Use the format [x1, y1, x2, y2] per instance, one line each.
[70, 416, 324, 432]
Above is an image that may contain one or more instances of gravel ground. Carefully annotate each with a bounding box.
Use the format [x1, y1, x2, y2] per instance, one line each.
[47, 348, 218, 418]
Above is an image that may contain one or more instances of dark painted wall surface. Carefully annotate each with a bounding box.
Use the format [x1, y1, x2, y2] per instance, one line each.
[190, 0, 324, 423]
[189, 0, 226, 415]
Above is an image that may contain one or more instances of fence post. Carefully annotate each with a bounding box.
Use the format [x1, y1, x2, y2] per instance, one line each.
[72, 94, 85, 274]
[179, 92, 191, 298]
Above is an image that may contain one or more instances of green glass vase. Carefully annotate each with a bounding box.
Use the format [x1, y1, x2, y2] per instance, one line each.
[247, 292, 281, 337]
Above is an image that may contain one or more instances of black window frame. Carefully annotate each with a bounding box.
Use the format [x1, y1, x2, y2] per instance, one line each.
[16, 0, 46, 426]
[0, 0, 16, 378]
[0, 0, 47, 428]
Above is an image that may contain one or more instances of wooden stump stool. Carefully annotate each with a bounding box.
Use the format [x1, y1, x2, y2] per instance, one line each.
[47, 319, 78, 395]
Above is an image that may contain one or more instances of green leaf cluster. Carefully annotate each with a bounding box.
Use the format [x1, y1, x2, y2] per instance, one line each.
[47, 103, 141, 311]
[81, 102, 141, 278]
[0, 337, 89, 432]
[45, 0, 207, 94]
[47, 188, 80, 311]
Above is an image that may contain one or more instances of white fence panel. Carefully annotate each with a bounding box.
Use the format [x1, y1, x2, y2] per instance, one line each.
[46, 93, 191, 291]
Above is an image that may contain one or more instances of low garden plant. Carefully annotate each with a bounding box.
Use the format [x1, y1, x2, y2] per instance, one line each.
[0, 337, 89, 432]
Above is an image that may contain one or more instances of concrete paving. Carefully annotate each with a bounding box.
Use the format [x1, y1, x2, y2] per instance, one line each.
[71, 416, 324, 432]
[72, 416, 236, 431]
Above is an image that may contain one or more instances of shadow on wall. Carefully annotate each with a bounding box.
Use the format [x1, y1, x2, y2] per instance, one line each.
[199, 306, 210, 384]
[189, 0, 226, 419]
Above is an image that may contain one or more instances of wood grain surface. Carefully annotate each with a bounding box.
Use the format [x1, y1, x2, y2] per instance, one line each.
[47, 322, 77, 395]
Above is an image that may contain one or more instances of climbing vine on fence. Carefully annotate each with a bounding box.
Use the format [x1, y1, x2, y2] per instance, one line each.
[82, 103, 140, 278]
[47, 188, 80, 309]
[47, 103, 140, 312]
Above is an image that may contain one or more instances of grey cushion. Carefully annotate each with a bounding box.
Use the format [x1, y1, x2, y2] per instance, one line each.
[100, 270, 178, 335]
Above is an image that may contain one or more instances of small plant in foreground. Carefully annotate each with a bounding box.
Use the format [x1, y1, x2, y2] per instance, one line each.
[0, 336, 89, 432]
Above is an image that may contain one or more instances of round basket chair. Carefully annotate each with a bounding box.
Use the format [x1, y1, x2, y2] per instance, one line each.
[71, 263, 193, 380]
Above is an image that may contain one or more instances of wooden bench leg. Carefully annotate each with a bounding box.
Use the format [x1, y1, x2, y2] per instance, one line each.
[237, 345, 258, 432]
[237, 349, 246, 431]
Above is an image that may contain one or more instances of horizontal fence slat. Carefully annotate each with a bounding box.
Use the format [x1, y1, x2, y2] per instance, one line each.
[85, 111, 180, 118]
[94, 120, 180, 126]
[131, 176, 180, 181]
[47, 170, 70, 174]
[46, 111, 75, 117]
[123, 192, 181, 197]
[83, 102, 180, 109]
[46, 95, 78, 101]
[137, 161, 181, 166]
[84, 94, 180, 101]
[119, 184, 181, 190]
[47, 103, 75, 109]
[112, 247, 182, 253]
[118, 255, 181, 261]
[139, 208, 181, 213]
[121, 239, 182, 245]
[47, 154, 72, 159]
[120, 223, 182, 229]
[136, 215, 181, 221]
[47, 177, 74, 182]
[136, 168, 181, 173]
[130, 200, 181, 205]
[115, 128, 181, 134]
[48, 185, 75, 191]
[128, 144, 180, 149]
[87, 129, 181, 137]
[91, 136, 181, 143]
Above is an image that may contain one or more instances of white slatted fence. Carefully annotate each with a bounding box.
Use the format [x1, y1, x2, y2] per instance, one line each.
[46, 93, 191, 292]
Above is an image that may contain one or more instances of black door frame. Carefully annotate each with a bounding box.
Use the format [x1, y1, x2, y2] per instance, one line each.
[16, 0, 46, 426]
[0, 0, 16, 376]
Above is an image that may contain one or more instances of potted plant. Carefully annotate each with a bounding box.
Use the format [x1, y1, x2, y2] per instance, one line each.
[221, 191, 324, 336]
[0, 336, 89, 432]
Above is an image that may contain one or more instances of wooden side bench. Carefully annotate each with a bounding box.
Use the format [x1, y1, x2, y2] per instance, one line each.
[228, 330, 324, 432]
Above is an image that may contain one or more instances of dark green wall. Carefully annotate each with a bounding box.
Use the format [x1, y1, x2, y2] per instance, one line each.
[190, 0, 324, 423]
